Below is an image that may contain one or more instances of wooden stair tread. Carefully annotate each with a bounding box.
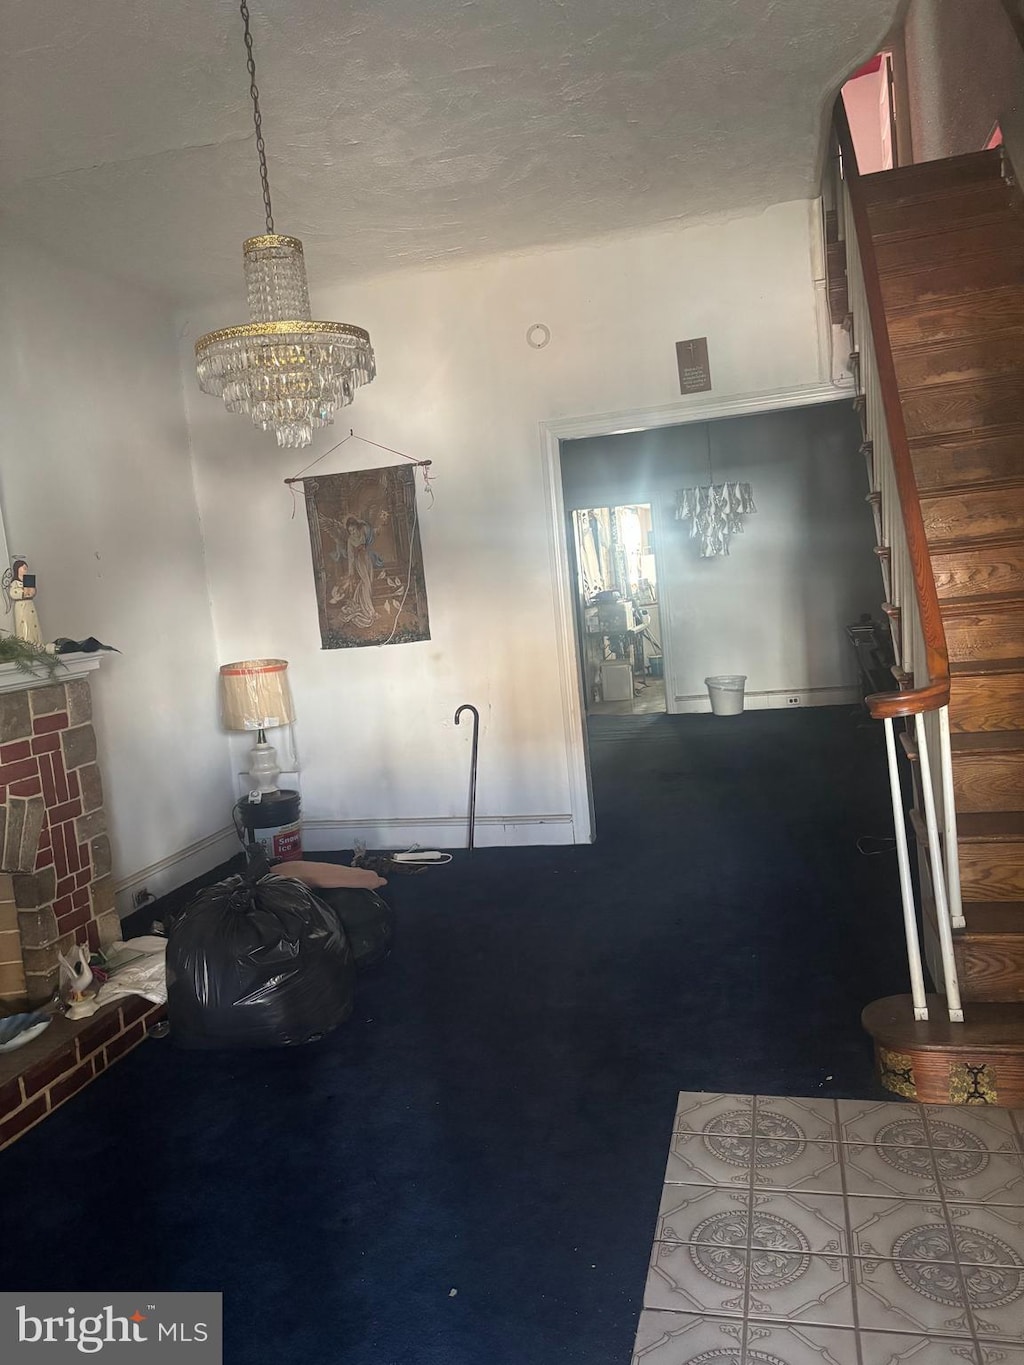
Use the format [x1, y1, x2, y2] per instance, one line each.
[910, 429, 1024, 492]
[867, 189, 1021, 244]
[888, 283, 1024, 318]
[886, 288, 1024, 349]
[866, 181, 1012, 211]
[910, 424, 1024, 454]
[868, 176, 1015, 204]
[880, 242, 1024, 284]
[911, 425, 1024, 453]
[962, 902, 1024, 936]
[899, 372, 1024, 401]
[957, 811, 1024, 842]
[920, 475, 1024, 500]
[866, 180, 1016, 215]
[894, 328, 1024, 391]
[940, 591, 1024, 613]
[950, 731, 1024, 755]
[881, 250, 1024, 315]
[864, 994, 1024, 1052]
[859, 149, 1004, 199]
[950, 657, 1024, 677]
[900, 374, 1024, 441]
[893, 325, 1024, 358]
[900, 732, 1024, 763]
[929, 530, 1024, 555]
[922, 481, 1024, 545]
[875, 220, 1024, 276]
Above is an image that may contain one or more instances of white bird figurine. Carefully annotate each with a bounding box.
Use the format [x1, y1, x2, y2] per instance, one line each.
[58, 944, 99, 1019]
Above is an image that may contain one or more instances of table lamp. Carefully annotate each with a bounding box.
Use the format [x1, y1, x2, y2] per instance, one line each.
[219, 658, 295, 794]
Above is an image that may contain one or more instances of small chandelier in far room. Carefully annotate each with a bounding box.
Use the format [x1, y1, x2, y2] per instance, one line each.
[674, 423, 756, 558]
[195, 2, 375, 449]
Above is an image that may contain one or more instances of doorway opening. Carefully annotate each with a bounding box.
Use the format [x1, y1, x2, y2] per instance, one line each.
[571, 503, 665, 716]
[840, 50, 904, 172]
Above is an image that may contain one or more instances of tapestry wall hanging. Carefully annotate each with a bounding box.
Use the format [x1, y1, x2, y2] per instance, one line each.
[303, 464, 430, 649]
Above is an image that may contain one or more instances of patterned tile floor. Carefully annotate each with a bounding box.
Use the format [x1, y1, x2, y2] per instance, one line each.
[633, 1094, 1024, 1365]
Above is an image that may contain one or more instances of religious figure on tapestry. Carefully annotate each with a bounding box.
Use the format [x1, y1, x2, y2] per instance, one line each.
[303, 465, 430, 648]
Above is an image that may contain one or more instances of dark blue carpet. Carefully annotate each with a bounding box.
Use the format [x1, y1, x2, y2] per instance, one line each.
[0, 708, 909, 1364]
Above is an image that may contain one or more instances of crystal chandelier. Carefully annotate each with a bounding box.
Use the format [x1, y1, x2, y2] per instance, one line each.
[195, 2, 375, 448]
[674, 424, 756, 557]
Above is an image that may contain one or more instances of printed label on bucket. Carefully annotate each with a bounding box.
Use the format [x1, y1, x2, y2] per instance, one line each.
[271, 822, 302, 861]
[248, 822, 302, 862]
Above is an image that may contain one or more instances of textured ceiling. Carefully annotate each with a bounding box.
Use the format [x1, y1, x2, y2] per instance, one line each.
[0, 0, 901, 302]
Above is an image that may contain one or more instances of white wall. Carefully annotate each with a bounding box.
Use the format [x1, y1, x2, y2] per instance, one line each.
[903, 0, 1024, 168]
[0, 235, 235, 900]
[561, 403, 881, 704]
[182, 200, 827, 845]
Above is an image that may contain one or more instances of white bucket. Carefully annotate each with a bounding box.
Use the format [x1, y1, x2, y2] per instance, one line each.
[705, 675, 747, 716]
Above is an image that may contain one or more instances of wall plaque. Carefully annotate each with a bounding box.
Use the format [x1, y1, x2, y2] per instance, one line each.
[676, 337, 712, 394]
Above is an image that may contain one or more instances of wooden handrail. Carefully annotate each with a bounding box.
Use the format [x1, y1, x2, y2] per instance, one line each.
[833, 100, 951, 721]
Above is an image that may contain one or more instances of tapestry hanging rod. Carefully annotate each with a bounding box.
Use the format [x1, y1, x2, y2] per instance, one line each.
[284, 462, 431, 485]
[283, 429, 431, 485]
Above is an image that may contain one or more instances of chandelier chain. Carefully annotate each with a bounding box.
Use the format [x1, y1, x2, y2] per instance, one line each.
[240, 1, 274, 233]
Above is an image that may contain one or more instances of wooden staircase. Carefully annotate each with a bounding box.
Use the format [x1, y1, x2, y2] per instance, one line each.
[851, 146, 1024, 1104]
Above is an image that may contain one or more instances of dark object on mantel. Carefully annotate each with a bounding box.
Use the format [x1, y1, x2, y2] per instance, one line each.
[53, 637, 120, 654]
[166, 866, 354, 1049]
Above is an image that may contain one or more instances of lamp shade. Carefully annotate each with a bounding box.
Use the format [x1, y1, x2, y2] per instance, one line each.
[219, 658, 295, 731]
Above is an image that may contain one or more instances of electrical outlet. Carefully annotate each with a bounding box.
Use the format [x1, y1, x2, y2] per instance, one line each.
[132, 887, 153, 908]
[786, 695, 802, 706]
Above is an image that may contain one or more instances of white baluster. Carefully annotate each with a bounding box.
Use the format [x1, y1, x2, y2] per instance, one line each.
[915, 718, 964, 1021]
[938, 706, 966, 930]
[883, 718, 929, 1021]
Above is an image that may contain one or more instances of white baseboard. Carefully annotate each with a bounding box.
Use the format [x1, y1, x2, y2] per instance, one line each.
[672, 686, 861, 714]
[113, 813, 578, 917]
[301, 813, 576, 851]
[114, 825, 240, 917]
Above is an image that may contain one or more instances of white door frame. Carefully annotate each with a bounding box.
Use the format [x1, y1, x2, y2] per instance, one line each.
[539, 381, 851, 844]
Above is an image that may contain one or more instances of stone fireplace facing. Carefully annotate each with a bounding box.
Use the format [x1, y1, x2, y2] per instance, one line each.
[0, 658, 168, 1152]
[0, 661, 119, 1011]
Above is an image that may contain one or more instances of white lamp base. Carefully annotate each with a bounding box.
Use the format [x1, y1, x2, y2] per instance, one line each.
[249, 737, 281, 794]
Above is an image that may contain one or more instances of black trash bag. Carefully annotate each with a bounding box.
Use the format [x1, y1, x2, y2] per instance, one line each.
[315, 887, 395, 971]
[166, 869, 355, 1049]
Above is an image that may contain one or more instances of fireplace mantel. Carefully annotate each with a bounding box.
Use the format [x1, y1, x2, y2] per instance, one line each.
[0, 652, 101, 696]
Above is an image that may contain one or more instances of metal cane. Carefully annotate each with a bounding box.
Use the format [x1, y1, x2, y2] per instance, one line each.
[453, 703, 480, 849]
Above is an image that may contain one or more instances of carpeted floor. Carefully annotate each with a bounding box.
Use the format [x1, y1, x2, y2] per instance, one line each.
[0, 708, 911, 1364]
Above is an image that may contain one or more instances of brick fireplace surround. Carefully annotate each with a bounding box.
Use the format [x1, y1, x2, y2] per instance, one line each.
[0, 662, 163, 1150]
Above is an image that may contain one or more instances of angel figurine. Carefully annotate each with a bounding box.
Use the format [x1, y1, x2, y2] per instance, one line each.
[58, 944, 99, 1019]
[3, 557, 44, 647]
